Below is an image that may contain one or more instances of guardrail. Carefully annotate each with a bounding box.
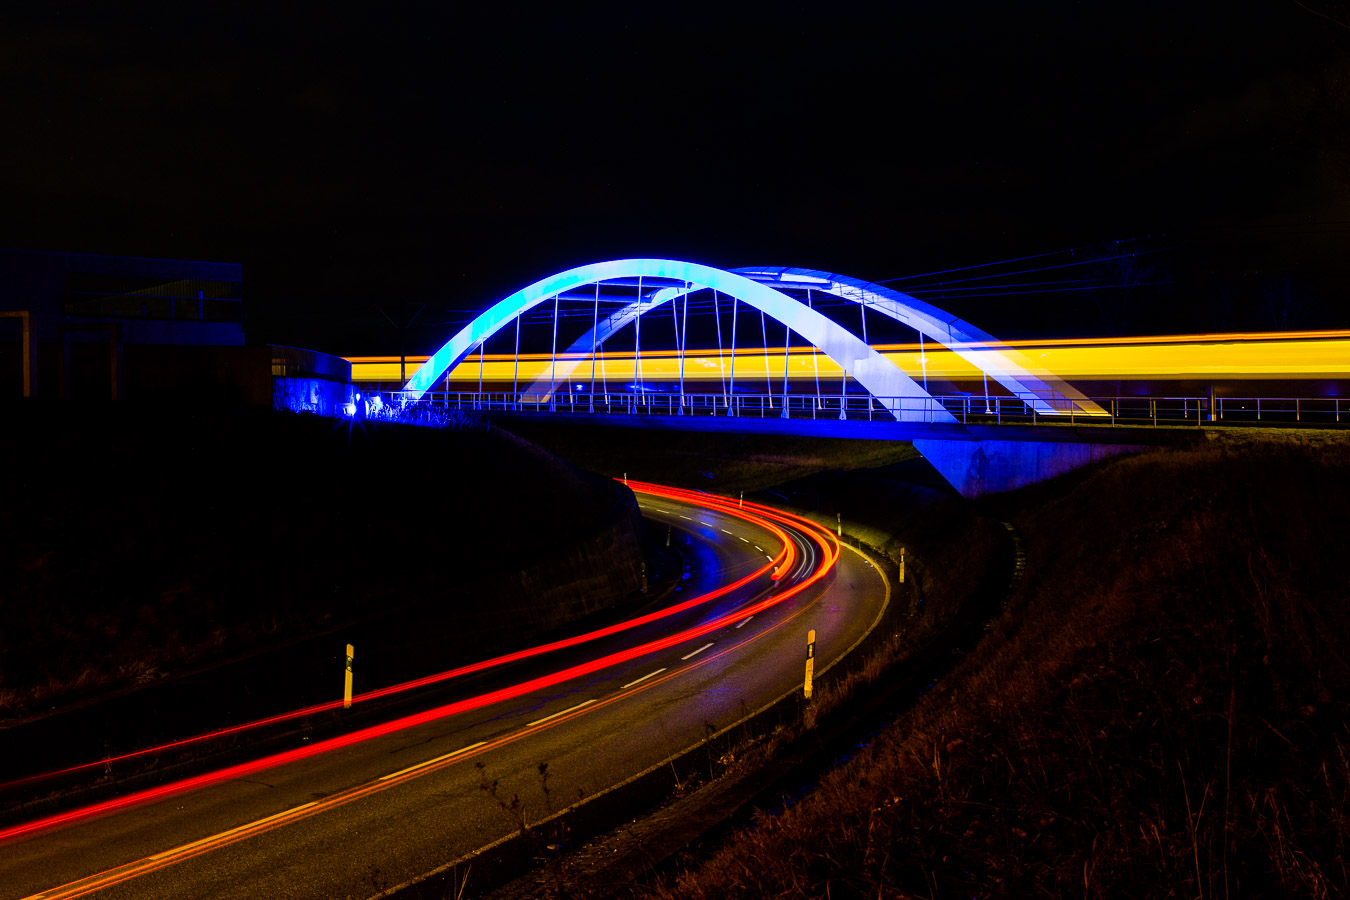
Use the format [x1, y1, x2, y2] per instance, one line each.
[357, 390, 1348, 428]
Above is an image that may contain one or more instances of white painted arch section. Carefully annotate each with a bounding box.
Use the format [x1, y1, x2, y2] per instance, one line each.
[518, 284, 686, 401]
[526, 267, 1101, 416]
[737, 268, 1104, 416]
[403, 259, 957, 423]
[518, 283, 682, 401]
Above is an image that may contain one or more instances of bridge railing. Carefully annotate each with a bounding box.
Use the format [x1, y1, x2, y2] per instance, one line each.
[366, 390, 1348, 428]
[379, 390, 963, 422]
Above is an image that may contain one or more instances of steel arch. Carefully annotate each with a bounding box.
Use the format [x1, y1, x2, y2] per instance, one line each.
[737, 268, 1102, 415]
[523, 266, 1100, 416]
[402, 259, 957, 423]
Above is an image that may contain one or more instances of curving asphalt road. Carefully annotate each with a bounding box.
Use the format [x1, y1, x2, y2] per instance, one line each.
[2, 486, 889, 900]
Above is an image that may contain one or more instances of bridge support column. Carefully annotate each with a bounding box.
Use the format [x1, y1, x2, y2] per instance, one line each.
[911, 438, 1149, 498]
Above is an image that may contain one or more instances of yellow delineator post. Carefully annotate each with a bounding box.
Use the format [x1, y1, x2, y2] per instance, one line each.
[344, 644, 354, 709]
[836, 513, 841, 537]
[804, 629, 816, 700]
[899, 547, 905, 584]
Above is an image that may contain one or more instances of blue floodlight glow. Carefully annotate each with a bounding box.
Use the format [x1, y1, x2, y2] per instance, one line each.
[403, 259, 958, 423]
[520, 266, 1101, 417]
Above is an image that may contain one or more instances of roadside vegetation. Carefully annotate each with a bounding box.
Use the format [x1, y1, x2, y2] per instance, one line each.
[629, 434, 1350, 898]
[0, 404, 634, 719]
[498, 420, 922, 494]
[512, 419, 1008, 713]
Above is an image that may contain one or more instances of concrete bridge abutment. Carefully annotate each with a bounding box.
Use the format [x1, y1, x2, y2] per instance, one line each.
[911, 435, 1152, 498]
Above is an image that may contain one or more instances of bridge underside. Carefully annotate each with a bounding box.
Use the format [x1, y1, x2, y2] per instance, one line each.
[485, 410, 1196, 498]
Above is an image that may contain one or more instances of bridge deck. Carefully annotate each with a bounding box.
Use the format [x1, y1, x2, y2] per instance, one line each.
[485, 409, 1203, 448]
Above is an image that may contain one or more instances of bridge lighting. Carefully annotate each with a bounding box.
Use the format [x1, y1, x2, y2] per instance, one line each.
[401, 260, 1112, 421]
[353, 330, 1350, 390]
[357, 256, 1350, 427]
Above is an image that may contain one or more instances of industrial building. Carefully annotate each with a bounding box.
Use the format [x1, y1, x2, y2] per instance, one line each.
[0, 248, 349, 415]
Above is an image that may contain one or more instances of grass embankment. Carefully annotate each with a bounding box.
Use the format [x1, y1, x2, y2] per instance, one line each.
[505, 419, 1003, 693]
[0, 404, 640, 719]
[496, 420, 923, 494]
[635, 435, 1350, 899]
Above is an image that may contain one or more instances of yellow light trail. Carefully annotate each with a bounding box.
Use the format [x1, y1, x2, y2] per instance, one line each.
[346, 329, 1350, 387]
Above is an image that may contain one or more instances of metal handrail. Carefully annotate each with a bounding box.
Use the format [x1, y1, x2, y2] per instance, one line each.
[362, 390, 1346, 428]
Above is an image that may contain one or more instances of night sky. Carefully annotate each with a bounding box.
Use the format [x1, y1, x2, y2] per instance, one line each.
[3, 2, 1347, 353]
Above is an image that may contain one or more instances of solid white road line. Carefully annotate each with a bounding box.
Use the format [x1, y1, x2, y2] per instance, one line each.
[680, 643, 714, 661]
[621, 668, 668, 689]
[526, 699, 596, 728]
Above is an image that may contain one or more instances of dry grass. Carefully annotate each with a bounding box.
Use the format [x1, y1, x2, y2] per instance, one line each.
[497, 420, 923, 494]
[631, 437, 1350, 899]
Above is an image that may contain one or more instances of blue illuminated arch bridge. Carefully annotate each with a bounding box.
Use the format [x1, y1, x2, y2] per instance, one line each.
[396, 260, 1156, 496]
[403, 258, 1102, 422]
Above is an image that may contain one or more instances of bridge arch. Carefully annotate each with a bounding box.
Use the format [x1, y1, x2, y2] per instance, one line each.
[403, 259, 955, 422]
[521, 265, 1100, 416]
[735, 268, 1101, 415]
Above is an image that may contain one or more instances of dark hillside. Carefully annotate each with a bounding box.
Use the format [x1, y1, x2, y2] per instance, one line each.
[638, 436, 1350, 898]
[0, 404, 643, 719]
[495, 419, 922, 493]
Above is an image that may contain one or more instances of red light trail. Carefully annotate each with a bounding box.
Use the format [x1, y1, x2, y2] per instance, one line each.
[0, 483, 837, 846]
[0, 485, 794, 795]
[14, 506, 843, 900]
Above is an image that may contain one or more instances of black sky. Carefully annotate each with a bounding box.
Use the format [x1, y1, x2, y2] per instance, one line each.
[2, 1, 1347, 353]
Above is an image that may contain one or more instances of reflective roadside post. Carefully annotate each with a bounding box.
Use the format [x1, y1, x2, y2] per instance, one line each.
[899, 548, 905, 583]
[837, 513, 841, 537]
[803, 629, 816, 701]
[343, 644, 354, 709]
